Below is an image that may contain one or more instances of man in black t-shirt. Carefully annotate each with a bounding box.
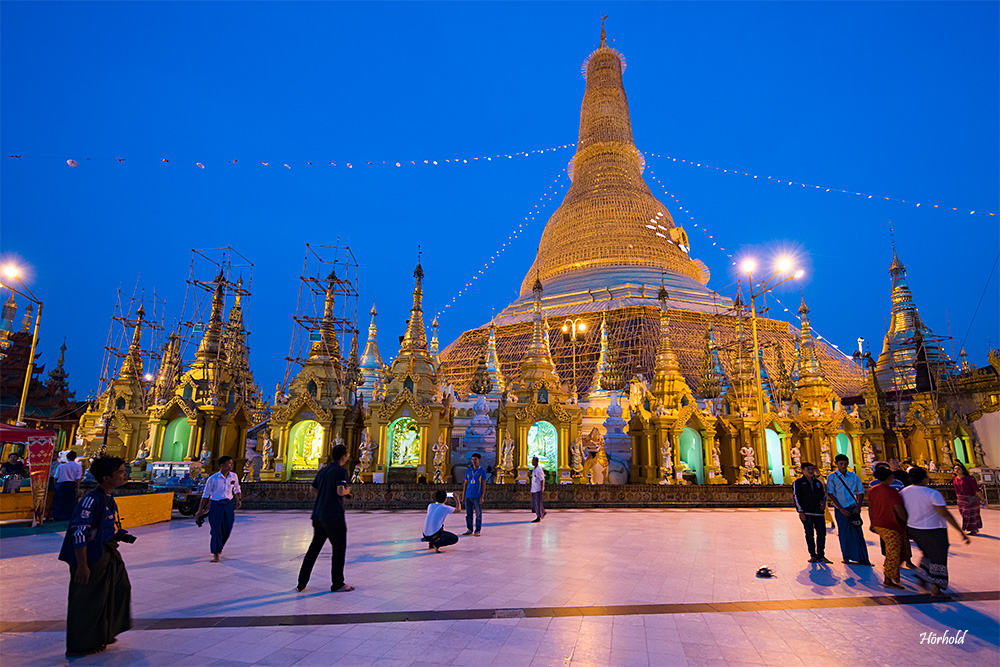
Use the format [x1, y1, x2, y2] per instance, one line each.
[296, 444, 355, 593]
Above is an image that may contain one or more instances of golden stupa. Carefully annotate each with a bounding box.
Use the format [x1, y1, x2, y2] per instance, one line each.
[440, 27, 868, 484]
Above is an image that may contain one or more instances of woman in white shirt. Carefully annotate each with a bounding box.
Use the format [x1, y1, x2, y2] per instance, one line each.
[900, 466, 969, 598]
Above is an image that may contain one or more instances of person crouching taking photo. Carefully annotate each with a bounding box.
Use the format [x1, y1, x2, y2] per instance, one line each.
[422, 490, 461, 553]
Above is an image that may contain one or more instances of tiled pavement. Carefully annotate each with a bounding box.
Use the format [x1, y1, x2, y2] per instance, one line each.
[1, 507, 997, 665]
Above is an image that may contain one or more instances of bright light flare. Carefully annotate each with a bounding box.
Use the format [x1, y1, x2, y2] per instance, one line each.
[777, 257, 793, 273]
[2, 265, 19, 279]
[794, 269, 805, 279]
[143, 373, 154, 382]
[741, 259, 756, 274]
[579, 322, 586, 332]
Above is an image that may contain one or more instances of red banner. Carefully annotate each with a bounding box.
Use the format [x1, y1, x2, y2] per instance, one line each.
[26, 435, 56, 526]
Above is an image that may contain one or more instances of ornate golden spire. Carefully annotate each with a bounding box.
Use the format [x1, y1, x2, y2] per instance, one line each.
[875, 246, 949, 391]
[485, 319, 506, 392]
[196, 270, 226, 363]
[400, 259, 428, 353]
[118, 305, 145, 381]
[795, 295, 830, 392]
[155, 331, 181, 402]
[519, 277, 560, 389]
[429, 315, 440, 367]
[310, 269, 341, 360]
[591, 313, 624, 393]
[517, 28, 706, 296]
[360, 301, 383, 371]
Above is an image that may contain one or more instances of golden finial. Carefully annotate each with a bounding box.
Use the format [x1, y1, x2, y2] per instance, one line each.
[601, 15, 609, 44]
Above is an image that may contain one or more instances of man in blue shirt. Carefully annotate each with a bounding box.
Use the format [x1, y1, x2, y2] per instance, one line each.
[827, 453, 872, 565]
[462, 453, 487, 536]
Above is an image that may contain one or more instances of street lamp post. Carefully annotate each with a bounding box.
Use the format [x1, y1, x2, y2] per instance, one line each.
[741, 258, 803, 483]
[2, 266, 43, 427]
[561, 318, 587, 401]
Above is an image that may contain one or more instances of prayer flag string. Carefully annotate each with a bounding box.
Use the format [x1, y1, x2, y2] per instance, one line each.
[7, 144, 577, 170]
[645, 165, 735, 264]
[434, 169, 567, 322]
[646, 153, 995, 217]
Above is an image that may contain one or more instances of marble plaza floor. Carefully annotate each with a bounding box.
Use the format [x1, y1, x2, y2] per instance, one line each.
[1, 507, 998, 666]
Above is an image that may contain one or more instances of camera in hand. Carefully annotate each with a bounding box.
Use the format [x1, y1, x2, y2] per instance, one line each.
[114, 529, 137, 544]
[195, 515, 205, 527]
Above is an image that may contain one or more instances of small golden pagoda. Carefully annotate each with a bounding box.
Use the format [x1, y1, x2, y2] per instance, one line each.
[366, 261, 453, 482]
[144, 272, 266, 472]
[628, 284, 721, 484]
[77, 307, 151, 460]
[497, 277, 582, 483]
[271, 270, 363, 481]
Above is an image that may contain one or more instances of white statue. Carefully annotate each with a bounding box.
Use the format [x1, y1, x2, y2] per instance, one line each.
[432, 435, 448, 484]
[359, 429, 377, 473]
[928, 460, 938, 473]
[659, 440, 673, 481]
[821, 440, 832, 470]
[243, 439, 263, 482]
[740, 445, 756, 471]
[498, 431, 515, 478]
[790, 445, 801, 473]
[132, 444, 149, 468]
[262, 438, 275, 471]
[333, 432, 344, 450]
[862, 439, 875, 468]
[569, 437, 586, 475]
[940, 441, 954, 467]
[712, 444, 721, 470]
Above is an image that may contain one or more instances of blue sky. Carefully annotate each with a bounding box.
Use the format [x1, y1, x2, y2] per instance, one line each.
[2, 1, 997, 398]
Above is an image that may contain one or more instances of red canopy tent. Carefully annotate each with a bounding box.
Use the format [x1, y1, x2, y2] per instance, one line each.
[0, 423, 57, 526]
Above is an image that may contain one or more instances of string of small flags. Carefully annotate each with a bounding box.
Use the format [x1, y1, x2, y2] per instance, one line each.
[647, 153, 995, 217]
[648, 163, 853, 363]
[765, 292, 856, 365]
[435, 169, 567, 321]
[8, 143, 576, 170]
[645, 165, 736, 265]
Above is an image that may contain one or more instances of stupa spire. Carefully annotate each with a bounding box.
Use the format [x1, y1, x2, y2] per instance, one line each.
[47, 339, 69, 391]
[795, 295, 829, 392]
[429, 316, 440, 367]
[519, 277, 560, 389]
[310, 269, 341, 360]
[517, 26, 705, 297]
[875, 245, 950, 391]
[698, 324, 728, 399]
[118, 305, 145, 381]
[196, 270, 227, 363]
[358, 301, 384, 402]
[400, 258, 428, 353]
[155, 331, 181, 403]
[485, 319, 506, 392]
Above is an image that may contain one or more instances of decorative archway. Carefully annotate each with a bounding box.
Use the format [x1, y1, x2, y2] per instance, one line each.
[290, 420, 324, 471]
[388, 417, 421, 467]
[765, 429, 784, 485]
[678, 427, 704, 484]
[954, 436, 969, 465]
[836, 432, 854, 468]
[161, 417, 191, 462]
[527, 420, 558, 471]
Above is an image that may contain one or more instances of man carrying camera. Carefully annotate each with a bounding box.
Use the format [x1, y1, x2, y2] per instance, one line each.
[422, 490, 461, 552]
[58, 456, 132, 658]
[296, 444, 355, 593]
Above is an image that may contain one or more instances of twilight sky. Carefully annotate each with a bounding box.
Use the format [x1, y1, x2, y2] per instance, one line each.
[1, 1, 997, 399]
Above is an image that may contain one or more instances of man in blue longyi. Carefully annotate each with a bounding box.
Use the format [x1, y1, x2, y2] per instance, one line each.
[462, 453, 487, 537]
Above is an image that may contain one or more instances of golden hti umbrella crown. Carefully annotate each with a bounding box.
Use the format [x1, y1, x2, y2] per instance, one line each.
[519, 26, 706, 297]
